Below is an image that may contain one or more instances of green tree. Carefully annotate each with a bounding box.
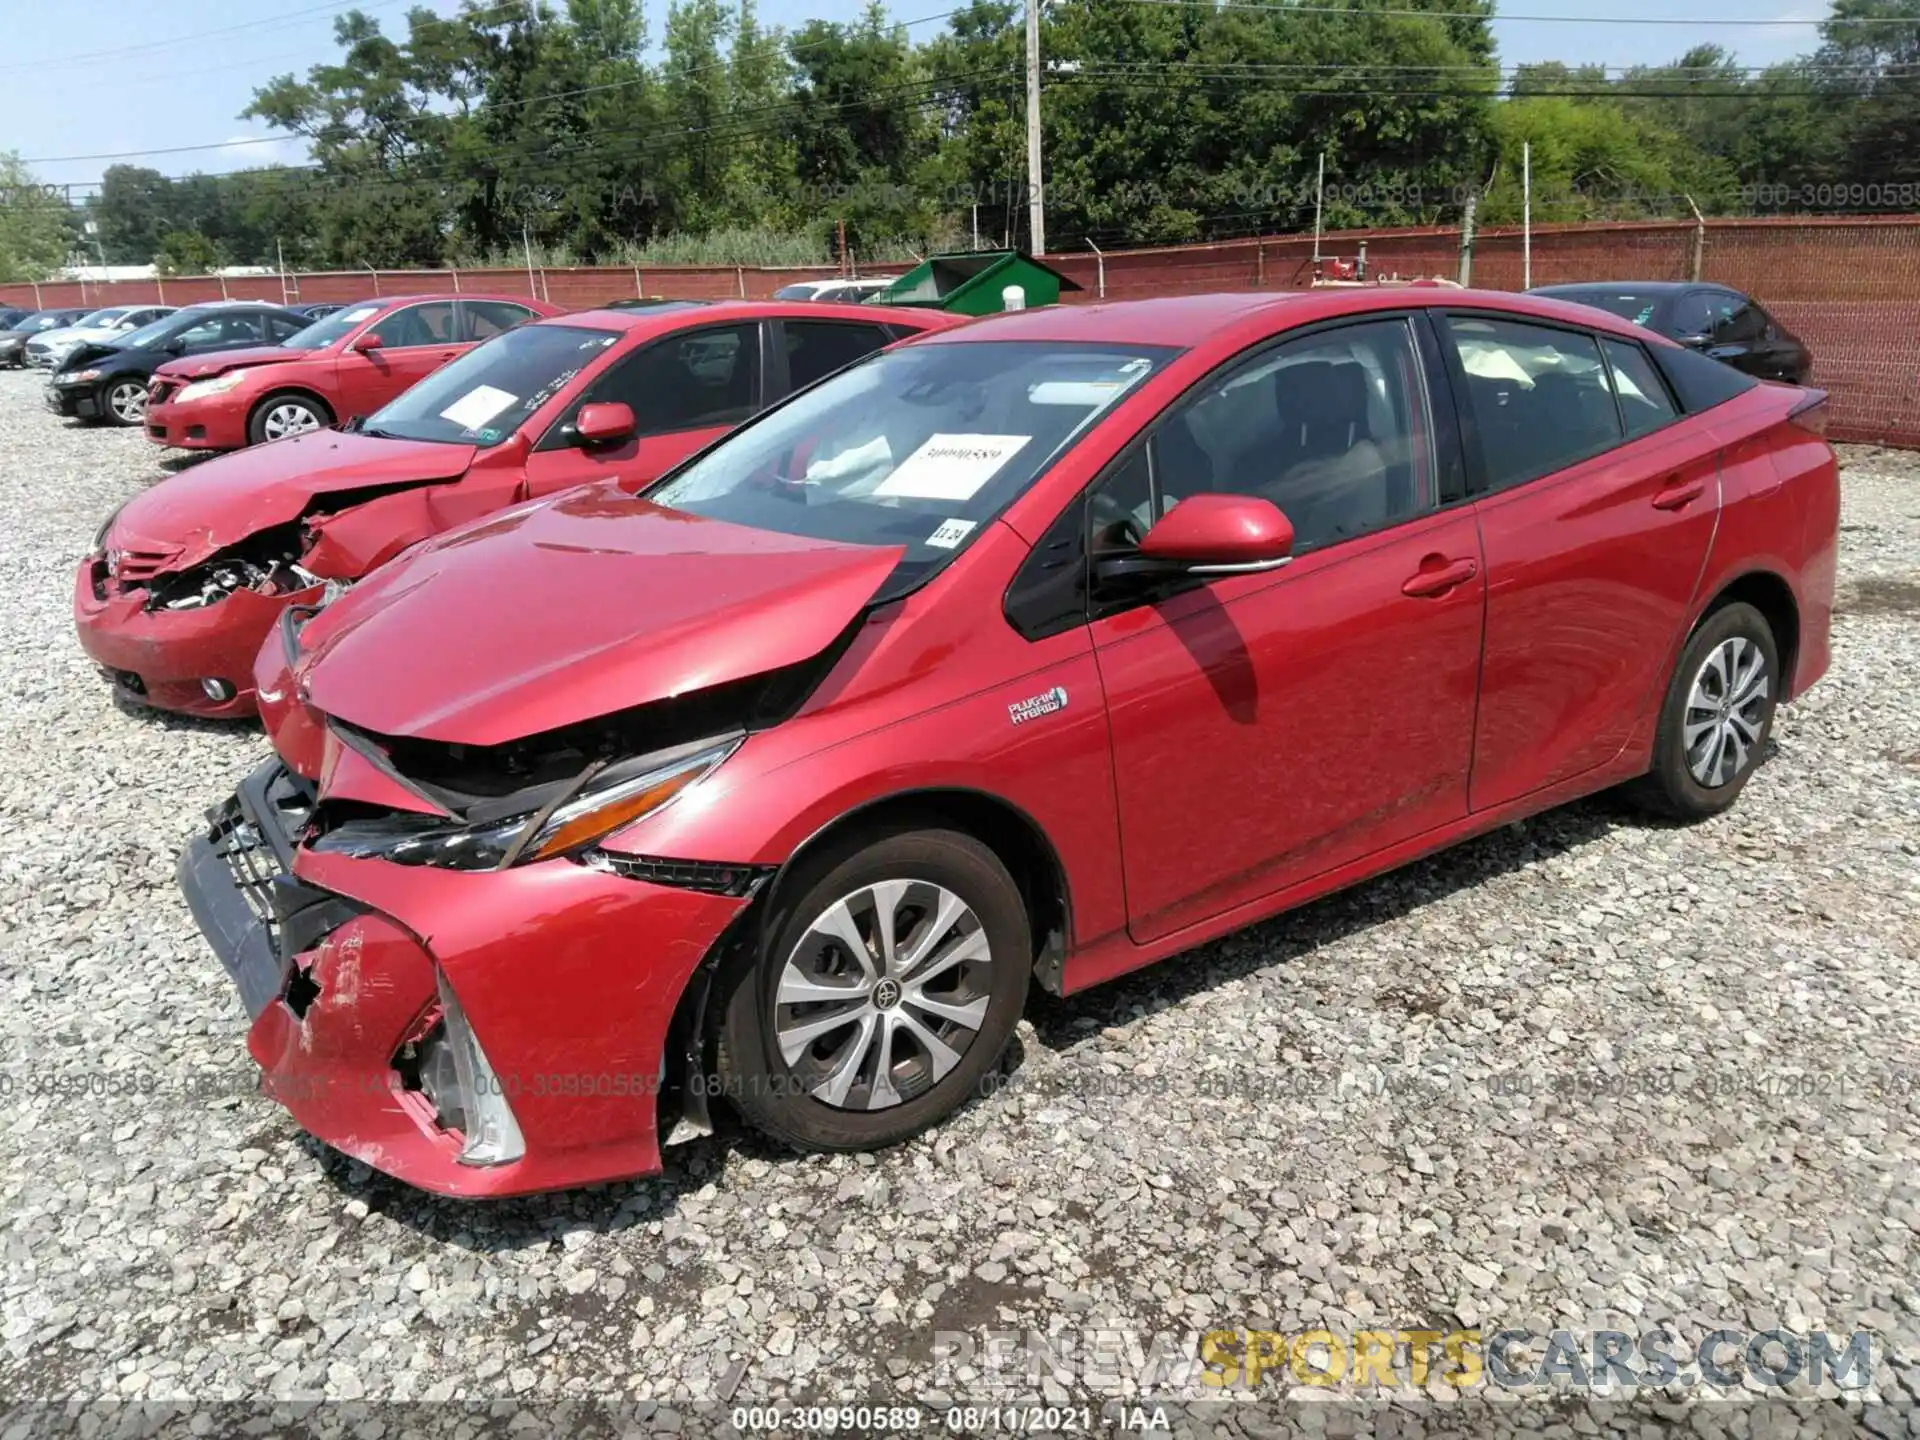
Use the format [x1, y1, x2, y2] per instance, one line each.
[1816, 0, 1920, 188]
[155, 229, 222, 275]
[0, 153, 71, 282]
[244, 7, 460, 265]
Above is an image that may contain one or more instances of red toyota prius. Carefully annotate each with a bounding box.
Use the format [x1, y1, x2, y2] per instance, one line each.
[76, 300, 958, 717]
[180, 289, 1837, 1196]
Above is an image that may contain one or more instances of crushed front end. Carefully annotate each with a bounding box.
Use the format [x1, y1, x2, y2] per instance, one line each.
[178, 754, 761, 1197]
[74, 524, 325, 717]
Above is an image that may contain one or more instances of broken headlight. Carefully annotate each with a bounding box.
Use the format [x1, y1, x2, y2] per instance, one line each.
[92, 502, 127, 557]
[309, 735, 740, 871]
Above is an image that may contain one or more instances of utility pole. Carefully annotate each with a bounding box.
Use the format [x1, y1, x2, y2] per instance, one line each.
[1685, 193, 1706, 281]
[1312, 152, 1325, 263]
[1025, 0, 1045, 256]
[1522, 142, 1532, 290]
[1457, 194, 1476, 287]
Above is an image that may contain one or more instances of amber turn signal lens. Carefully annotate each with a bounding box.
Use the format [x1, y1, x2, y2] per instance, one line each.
[522, 767, 707, 863]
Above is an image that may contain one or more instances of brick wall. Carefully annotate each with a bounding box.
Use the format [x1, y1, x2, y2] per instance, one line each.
[6, 218, 1914, 445]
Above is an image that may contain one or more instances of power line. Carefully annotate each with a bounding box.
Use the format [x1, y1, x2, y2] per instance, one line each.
[40, 66, 1014, 201]
[1111, 0, 1919, 22]
[20, 4, 969, 167]
[1049, 68, 1896, 97]
[0, 0, 411, 73]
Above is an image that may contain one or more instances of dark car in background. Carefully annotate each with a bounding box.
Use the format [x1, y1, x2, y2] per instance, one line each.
[288, 302, 348, 321]
[0, 308, 91, 369]
[1529, 282, 1811, 385]
[47, 302, 313, 427]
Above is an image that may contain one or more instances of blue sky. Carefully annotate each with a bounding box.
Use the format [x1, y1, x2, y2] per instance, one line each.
[4, 0, 1833, 193]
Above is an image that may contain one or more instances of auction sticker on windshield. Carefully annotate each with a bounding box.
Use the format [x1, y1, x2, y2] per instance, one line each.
[873, 434, 1031, 502]
[439, 385, 518, 432]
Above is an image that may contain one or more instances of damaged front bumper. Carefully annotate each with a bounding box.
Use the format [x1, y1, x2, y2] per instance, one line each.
[179, 757, 755, 1197]
[72, 556, 320, 718]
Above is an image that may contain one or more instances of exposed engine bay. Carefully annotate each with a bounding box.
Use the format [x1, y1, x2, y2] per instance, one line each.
[141, 524, 321, 611]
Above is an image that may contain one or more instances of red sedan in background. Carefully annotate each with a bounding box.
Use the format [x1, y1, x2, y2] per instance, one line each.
[78, 300, 960, 717]
[180, 288, 1838, 1197]
[143, 293, 562, 450]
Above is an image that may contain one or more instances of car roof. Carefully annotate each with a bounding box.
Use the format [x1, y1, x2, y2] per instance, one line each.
[907, 287, 1690, 350]
[363, 292, 545, 306]
[542, 297, 957, 333]
[177, 300, 300, 310]
[1530, 281, 1708, 296]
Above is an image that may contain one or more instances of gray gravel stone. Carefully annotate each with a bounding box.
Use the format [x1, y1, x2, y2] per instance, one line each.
[0, 372, 1915, 1422]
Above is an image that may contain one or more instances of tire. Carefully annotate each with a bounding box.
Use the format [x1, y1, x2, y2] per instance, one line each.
[1627, 600, 1780, 821]
[248, 392, 331, 445]
[716, 826, 1030, 1154]
[101, 378, 149, 427]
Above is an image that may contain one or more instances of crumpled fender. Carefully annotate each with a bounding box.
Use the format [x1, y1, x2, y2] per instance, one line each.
[301, 473, 522, 580]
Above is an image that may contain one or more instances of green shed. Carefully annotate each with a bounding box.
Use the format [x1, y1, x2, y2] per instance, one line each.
[871, 250, 1082, 315]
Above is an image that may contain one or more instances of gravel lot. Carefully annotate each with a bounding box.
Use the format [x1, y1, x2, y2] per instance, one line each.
[0, 368, 1916, 1429]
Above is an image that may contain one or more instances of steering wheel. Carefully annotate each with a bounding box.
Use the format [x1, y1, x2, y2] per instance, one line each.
[1089, 490, 1147, 548]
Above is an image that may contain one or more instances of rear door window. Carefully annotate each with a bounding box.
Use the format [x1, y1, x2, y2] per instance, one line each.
[782, 320, 893, 392]
[461, 301, 537, 341]
[1601, 338, 1680, 440]
[1444, 316, 1625, 492]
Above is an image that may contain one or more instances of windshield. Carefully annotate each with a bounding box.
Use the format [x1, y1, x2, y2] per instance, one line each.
[652, 339, 1176, 589]
[281, 302, 382, 351]
[363, 323, 621, 445]
[29, 312, 75, 330]
[1549, 289, 1661, 327]
[72, 308, 122, 329]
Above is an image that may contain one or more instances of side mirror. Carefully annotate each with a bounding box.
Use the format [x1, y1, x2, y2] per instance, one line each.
[164, 337, 186, 355]
[574, 401, 636, 446]
[351, 331, 385, 352]
[1098, 493, 1295, 583]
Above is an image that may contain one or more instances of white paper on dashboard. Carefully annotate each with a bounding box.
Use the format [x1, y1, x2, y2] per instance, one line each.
[438, 384, 518, 431]
[872, 433, 1031, 501]
[804, 433, 894, 487]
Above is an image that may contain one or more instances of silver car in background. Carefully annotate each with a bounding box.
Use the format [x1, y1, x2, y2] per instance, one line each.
[26, 305, 176, 370]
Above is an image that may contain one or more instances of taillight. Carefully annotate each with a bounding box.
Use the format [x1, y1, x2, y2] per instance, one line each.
[1787, 390, 1828, 437]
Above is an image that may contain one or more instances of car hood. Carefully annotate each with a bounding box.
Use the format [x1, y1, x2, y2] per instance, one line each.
[104, 429, 477, 568]
[59, 340, 131, 371]
[156, 345, 302, 380]
[29, 326, 93, 348]
[297, 479, 905, 745]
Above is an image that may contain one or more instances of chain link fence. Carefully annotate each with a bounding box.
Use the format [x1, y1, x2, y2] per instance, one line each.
[5, 215, 1915, 445]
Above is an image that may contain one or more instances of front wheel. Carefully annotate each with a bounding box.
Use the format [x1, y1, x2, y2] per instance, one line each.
[716, 827, 1030, 1153]
[1628, 600, 1780, 820]
[102, 378, 149, 426]
[248, 393, 331, 445]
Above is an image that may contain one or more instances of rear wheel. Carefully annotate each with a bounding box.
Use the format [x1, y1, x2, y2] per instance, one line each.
[248, 392, 331, 445]
[716, 827, 1030, 1153]
[1628, 600, 1779, 820]
[102, 378, 149, 426]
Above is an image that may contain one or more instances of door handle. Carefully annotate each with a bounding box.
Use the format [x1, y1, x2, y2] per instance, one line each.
[1652, 476, 1708, 510]
[1401, 556, 1478, 597]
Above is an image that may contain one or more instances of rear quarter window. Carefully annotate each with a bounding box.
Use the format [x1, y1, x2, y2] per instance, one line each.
[1651, 341, 1760, 414]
